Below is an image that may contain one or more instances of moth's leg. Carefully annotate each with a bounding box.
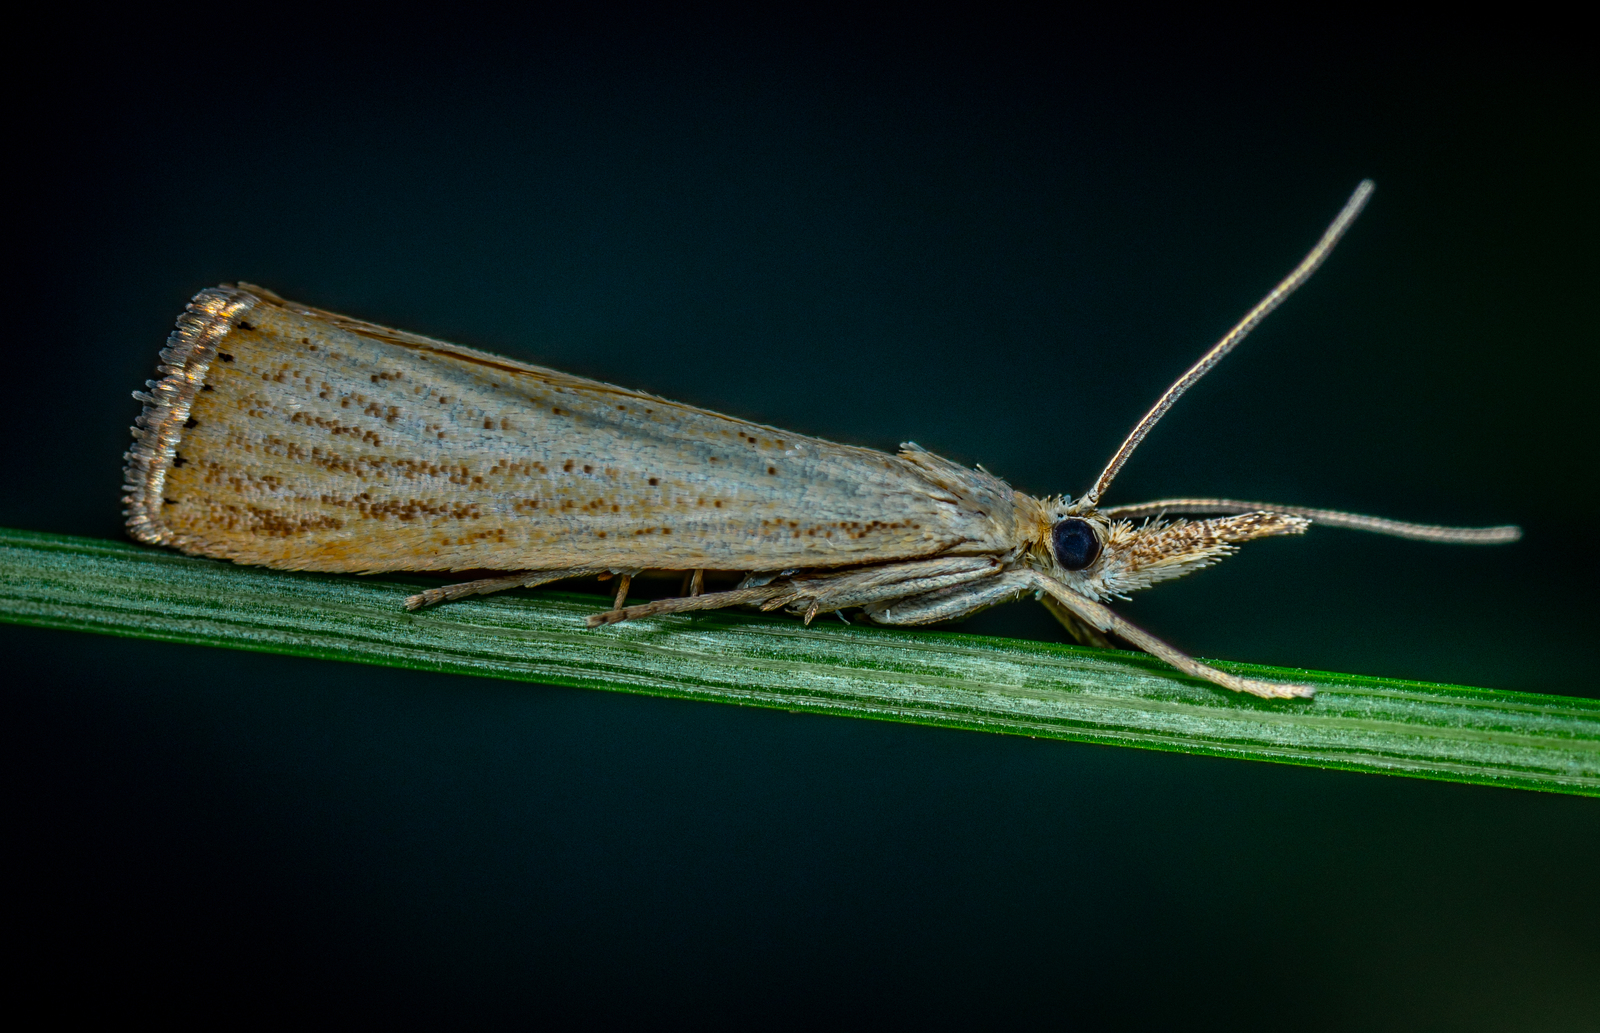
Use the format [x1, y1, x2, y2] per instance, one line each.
[874, 569, 1318, 698]
[612, 573, 632, 610]
[676, 568, 708, 596]
[762, 557, 1002, 623]
[404, 567, 606, 611]
[861, 570, 1037, 625]
[586, 584, 789, 627]
[1025, 572, 1315, 700]
[1038, 594, 1113, 649]
[588, 557, 999, 628]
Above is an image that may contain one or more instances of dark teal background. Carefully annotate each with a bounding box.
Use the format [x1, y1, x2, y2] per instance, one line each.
[9, 11, 1597, 1026]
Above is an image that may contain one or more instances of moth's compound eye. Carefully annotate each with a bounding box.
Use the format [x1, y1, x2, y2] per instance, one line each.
[1051, 518, 1101, 571]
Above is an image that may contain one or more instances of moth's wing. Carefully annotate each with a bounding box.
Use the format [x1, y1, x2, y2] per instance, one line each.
[128, 287, 1021, 574]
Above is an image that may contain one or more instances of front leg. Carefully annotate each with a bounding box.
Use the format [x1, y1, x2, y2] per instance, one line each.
[1024, 572, 1315, 700]
[868, 570, 1315, 700]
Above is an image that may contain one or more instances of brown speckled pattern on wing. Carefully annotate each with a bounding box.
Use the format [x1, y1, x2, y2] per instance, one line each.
[129, 287, 1019, 573]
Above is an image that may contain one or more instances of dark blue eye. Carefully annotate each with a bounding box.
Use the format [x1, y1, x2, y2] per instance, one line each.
[1051, 518, 1101, 571]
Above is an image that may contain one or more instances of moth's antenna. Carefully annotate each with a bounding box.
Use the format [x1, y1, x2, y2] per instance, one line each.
[1078, 179, 1376, 511]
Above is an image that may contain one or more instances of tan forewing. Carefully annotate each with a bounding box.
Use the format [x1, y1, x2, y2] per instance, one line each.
[129, 287, 1019, 573]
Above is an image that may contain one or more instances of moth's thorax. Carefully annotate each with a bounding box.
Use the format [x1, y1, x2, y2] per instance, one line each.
[1008, 492, 1059, 571]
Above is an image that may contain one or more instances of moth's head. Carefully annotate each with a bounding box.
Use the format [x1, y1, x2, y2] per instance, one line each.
[1034, 500, 1309, 601]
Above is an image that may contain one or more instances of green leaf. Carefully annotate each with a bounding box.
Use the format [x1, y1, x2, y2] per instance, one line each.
[3, 527, 1595, 795]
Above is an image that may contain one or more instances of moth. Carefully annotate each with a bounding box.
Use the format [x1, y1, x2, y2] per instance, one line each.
[124, 180, 1519, 699]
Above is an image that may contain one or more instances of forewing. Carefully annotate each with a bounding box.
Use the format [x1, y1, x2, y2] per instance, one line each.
[127, 287, 1018, 573]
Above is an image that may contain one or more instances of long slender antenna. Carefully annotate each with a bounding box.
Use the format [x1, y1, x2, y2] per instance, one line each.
[1078, 180, 1376, 511]
[1100, 498, 1522, 544]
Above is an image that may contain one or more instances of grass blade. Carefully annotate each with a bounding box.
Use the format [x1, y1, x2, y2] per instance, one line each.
[2, 527, 1596, 795]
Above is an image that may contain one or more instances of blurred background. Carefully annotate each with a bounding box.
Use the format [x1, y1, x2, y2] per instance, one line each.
[8, 9, 1597, 1026]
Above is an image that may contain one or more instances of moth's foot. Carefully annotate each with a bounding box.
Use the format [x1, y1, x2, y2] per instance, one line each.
[404, 588, 446, 611]
[1235, 677, 1317, 700]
